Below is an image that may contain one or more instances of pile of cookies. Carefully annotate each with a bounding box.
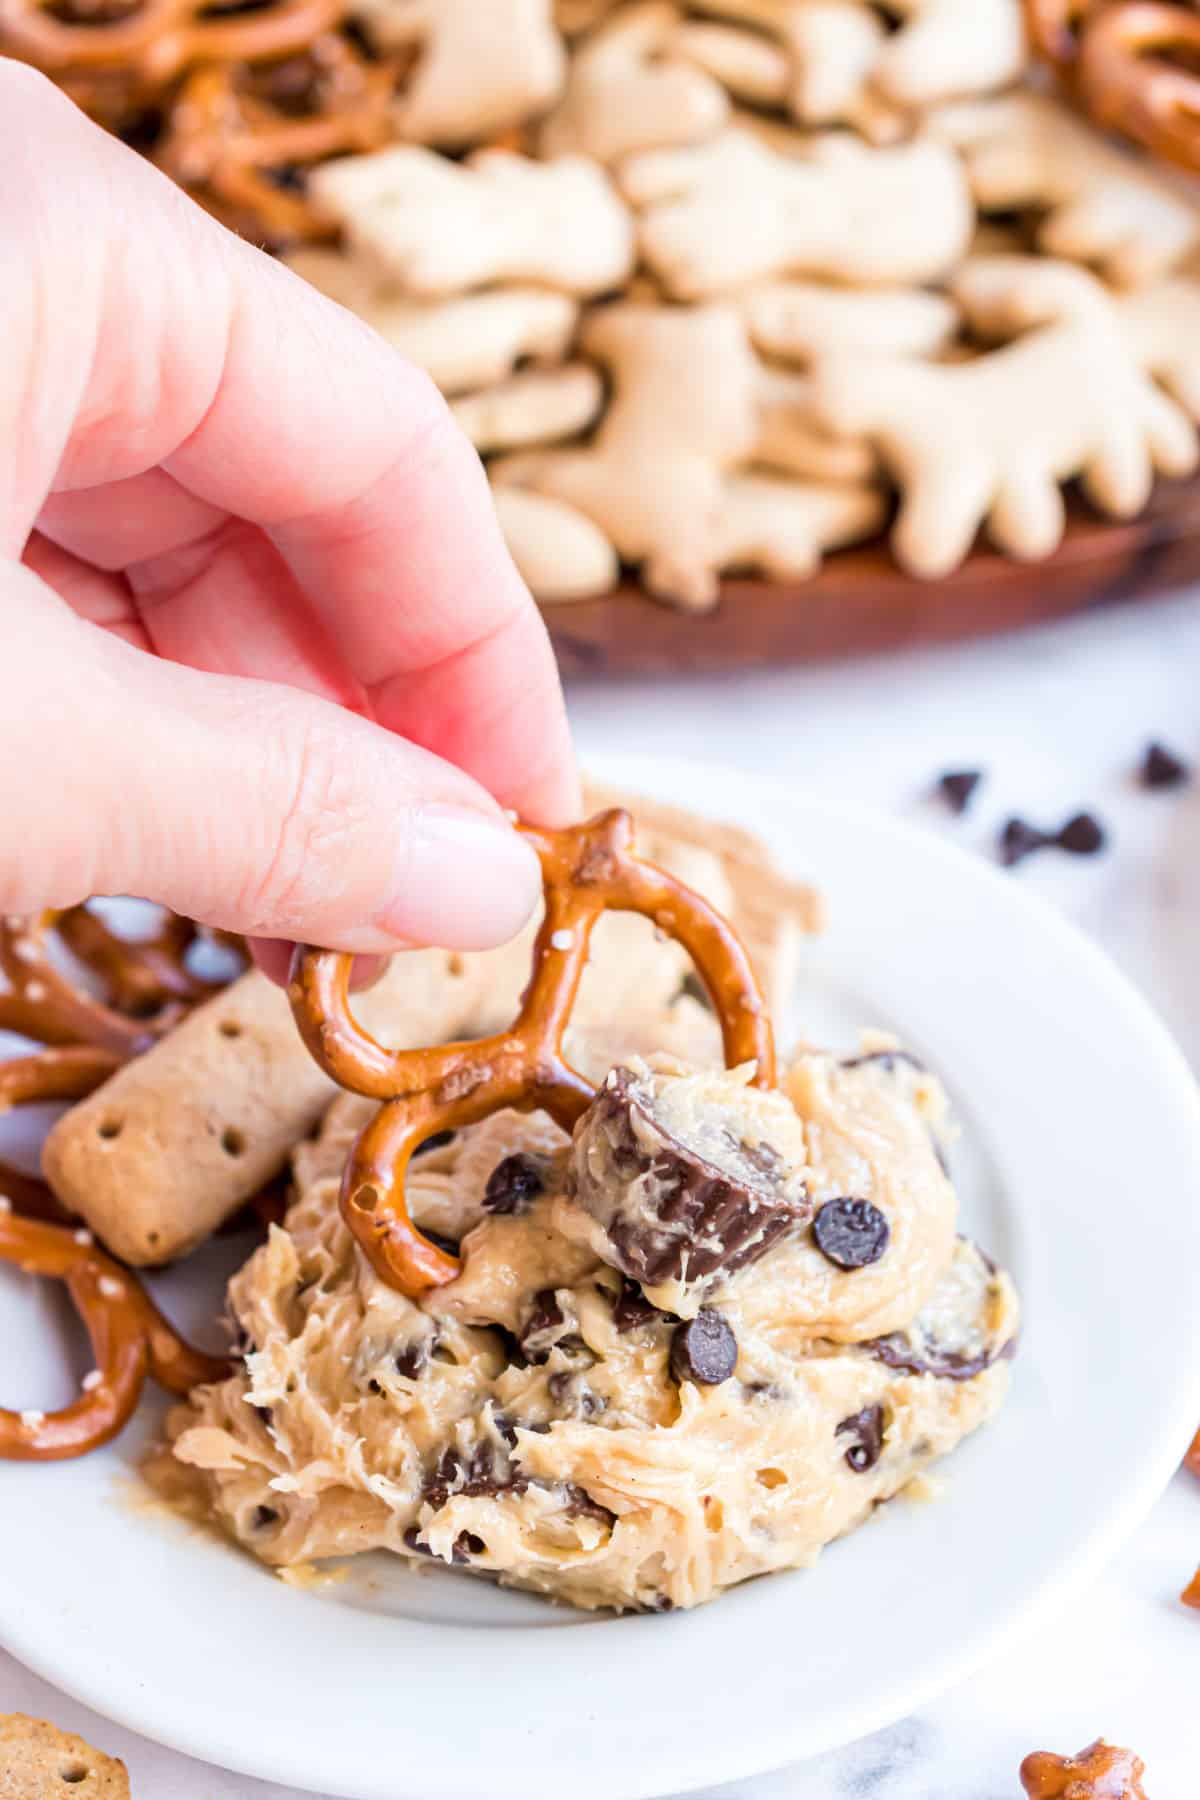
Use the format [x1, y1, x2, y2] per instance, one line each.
[7, 3, 1200, 607]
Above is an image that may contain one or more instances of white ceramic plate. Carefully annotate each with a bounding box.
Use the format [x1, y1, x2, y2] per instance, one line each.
[2, 752, 1199, 1800]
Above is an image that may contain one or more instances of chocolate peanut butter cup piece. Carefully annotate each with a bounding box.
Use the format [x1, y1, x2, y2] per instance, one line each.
[670, 1309, 738, 1385]
[812, 1198, 890, 1270]
[570, 1060, 810, 1297]
[836, 1404, 885, 1472]
[866, 1238, 1016, 1380]
[483, 1151, 551, 1215]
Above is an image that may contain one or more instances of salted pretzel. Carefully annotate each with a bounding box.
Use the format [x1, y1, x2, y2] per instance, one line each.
[1025, 0, 1200, 170]
[0, 1045, 120, 1222]
[156, 36, 401, 244]
[1078, 2, 1200, 170]
[289, 809, 776, 1297]
[0, 906, 233, 1054]
[0, 0, 342, 85]
[0, 1209, 231, 1460]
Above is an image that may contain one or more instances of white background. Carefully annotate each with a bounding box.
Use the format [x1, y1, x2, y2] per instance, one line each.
[3, 585, 1198, 1796]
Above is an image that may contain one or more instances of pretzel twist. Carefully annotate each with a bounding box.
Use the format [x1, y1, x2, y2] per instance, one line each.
[0, 1209, 231, 1460]
[289, 809, 776, 1297]
[156, 38, 401, 244]
[0, 907, 230, 1054]
[1024, 0, 1200, 171]
[0, 0, 342, 82]
[1078, 2, 1200, 169]
[0, 1045, 122, 1222]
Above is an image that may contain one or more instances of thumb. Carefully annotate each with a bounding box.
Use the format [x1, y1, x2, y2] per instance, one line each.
[4, 563, 543, 953]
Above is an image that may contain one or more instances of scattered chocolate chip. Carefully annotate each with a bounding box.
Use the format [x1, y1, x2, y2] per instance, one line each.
[812, 1198, 890, 1270]
[1138, 740, 1190, 790]
[998, 817, 1049, 867]
[366, 1378, 384, 1396]
[454, 1531, 486, 1561]
[670, 1309, 738, 1386]
[520, 1288, 581, 1363]
[937, 769, 983, 815]
[1000, 811, 1107, 866]
[424, 1437, 514, 1510]
[611, 1276, 669, 1334]
[492, 1411, 519, 1447]
[836, 1404, 885, 1472]
[251, 1504, 279, 1529]
[1057, 811, 1106, 856]
[868, 1334, 991, 1381]
[646, 1594, 675, 1613]
[548, 1371, 602, 1416]
[483, 1151, 551, 1215]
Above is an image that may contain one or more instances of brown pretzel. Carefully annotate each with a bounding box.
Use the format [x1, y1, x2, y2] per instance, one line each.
[0, 0, 342, 83]
[1077, 2, 1200, 170]
[288, 809, 775, 1297]
[0, 1045, 121, 1223]
[1020, 1740, 1148, 1798]
[0, 906, 234, 1054]
[1183, 1566, 1200, 1609]
[1024, 0, 1200, 171]
[1186, 1426, 1200, 1478]
[156, 37, 401, 245]
[0, 1208, 231, 1460]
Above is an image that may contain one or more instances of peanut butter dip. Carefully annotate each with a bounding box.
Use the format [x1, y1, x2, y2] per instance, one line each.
[162, 1026, 1018, 1612]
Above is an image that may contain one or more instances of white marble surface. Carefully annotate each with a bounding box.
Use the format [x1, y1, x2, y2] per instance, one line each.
[3, 588, 1199, 1797]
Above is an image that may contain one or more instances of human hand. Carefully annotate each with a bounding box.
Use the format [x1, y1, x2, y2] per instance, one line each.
[0, 65, 577, 974]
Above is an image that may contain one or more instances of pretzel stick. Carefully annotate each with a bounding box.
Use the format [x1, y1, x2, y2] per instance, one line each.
[289, 809, 775, 1297]
[0, 1211, 231, 1461]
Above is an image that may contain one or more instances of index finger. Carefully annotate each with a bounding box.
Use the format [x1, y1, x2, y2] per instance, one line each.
[6, 66, 579, 826]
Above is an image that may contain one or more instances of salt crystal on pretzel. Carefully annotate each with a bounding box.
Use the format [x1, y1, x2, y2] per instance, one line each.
[0, 1210, 229, 1461]
[288, 809, 776, 1297]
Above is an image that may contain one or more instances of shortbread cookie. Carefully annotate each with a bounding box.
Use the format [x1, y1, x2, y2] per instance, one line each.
[310, 146, 634, 297]
[353, 0, 565, 147]
[494, 300, 761, 607]
[932, 91, 1200, 286]
[164, 1045, 1015, 1612]
[540, 1, 729, 163]
[283, 252, 577, 395]
[621, 129, 972, 297]
[716, 469, 886, 578]
[0, 1714, 129, 1799]
[812, 305, 1198, 576]
[493, 487, 620, 602]
[452, 365, 604, 454]
[745, 281, 960, 362]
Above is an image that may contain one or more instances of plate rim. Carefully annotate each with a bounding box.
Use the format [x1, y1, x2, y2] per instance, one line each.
[2, 751, 1199, 1800]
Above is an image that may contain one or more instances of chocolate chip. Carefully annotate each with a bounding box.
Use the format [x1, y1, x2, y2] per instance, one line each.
[548, 1371, 602, 1416]
[869, 1335, 991, 1381]
[646, 1594, 675, 1613]
[1057, 811, 1106, 856]
[454, 1531, 486, 1561]
[1000, 811, 1107, 866]
[251, 1505, 279, 1529]
[836, 1404, 885, 1472]
[937, 769, 983, 815]
[670, 1309, 738, 1386]
[414, 1129, 456, 1155]
[998, 817, 1049, 867]
[482, 1152, 550, 1215]
[1138, 740, 1190, 790]
[840, 1048, 926, 1075]
[394, 1338, 430, 1380]
[519, 1288, 582, 1363]
[562, 1483, 614, 1526]
[421, 1228, 460, 1258]
[611, 1277, 669, 1334]
[812, 1198, 890, 1270]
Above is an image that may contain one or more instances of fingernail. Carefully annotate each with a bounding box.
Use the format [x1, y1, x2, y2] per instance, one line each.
[375, 806, 541, 950]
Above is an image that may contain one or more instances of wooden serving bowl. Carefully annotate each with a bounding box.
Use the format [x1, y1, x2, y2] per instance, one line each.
[546, 476, 1200, 678]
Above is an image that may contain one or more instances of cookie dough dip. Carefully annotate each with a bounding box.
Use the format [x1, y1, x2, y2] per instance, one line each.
[163, 1031, 1018, 1613]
